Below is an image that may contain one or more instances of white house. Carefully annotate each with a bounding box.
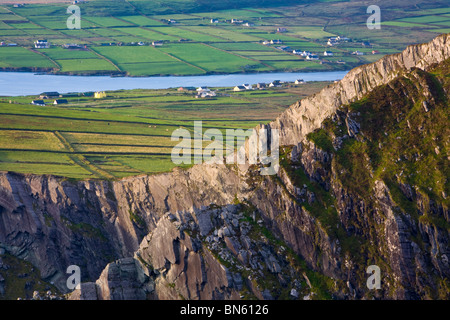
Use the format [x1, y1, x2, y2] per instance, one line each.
[295, 79, 305, 84]
[270, 39, 282, 44]
[197, 86, 210, 92]
[242, 84, 252, 90]
[306, 54, 319, 60]
[352, 51, 364, 56]
[152, 41, 163, 46]
[34, 39, 50, 49]
[323, 51, 333, 56]
[301, 51, 311, 57]
[210, 19, 219, 23]
[269, 80, 281, 87]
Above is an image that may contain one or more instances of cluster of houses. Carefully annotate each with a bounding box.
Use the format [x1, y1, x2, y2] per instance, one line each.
[233, 79, 305, 91]
[30, 91, 107, 106]
[327, 35, 351, 46]
[34, 39, 50, 49]
[31, 92, 65, 106]
[195, 87, 216, 98]
[209, 19, 254, 27]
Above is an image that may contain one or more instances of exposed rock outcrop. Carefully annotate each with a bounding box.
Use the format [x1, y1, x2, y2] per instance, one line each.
[1, 34, 449, 300]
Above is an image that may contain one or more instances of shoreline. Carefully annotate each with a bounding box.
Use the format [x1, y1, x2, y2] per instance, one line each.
[0, 65, 351, 78]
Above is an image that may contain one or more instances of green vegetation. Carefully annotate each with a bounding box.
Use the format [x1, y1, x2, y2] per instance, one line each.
[0, 81, 329, 179]
[0, 253, 59, 300]
[1, 0, 447, 75]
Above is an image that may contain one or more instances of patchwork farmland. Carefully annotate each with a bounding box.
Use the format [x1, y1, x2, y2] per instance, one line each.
[0, 0, 447, 76]
[0, 81, 329, 179]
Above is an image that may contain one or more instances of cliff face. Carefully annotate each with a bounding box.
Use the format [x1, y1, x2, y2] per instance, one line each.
[0, 34, 449, 300]
[269, 33, 450, 146]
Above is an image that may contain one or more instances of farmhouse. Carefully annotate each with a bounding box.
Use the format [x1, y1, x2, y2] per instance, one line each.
[210, 19, 219, 23]
[306, 54, 319, 60]
[34, 39, 50, 49]
[53, 99, 68, 105]
[233, 85, 246, 91]
[277, 27, 287, 33]
[243, 84, 252, 90]
[323, 51, 333, 56]
[40, 92, 59, 99]
[31, 100, 45, 106]
[269, 80, 281, 87]
[243, 22, 254, 27]
[63, 43, 82, 49]
[152, 41, 163, 47]
[197, 86, 210, 92]
[196, 91, 216, 98]
[256, 83, 266, 89]
[94, 91, 106, 99]
[352, 51, 364, 55]
[270, 39, 282, 44]
[295, 79, 305, 84]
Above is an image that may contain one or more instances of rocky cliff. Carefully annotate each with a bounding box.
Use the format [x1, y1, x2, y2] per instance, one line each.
[0, 34, 449, 300]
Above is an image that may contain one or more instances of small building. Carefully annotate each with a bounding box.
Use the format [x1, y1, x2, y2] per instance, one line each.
[323, 51, 333, 56]
[94, 91, 106, 99]
[292, 49, 302, 55]
[196, 91, 216, 98]
[243, 22, 254, 27]
[277, 27, 287, 33]
[256, 83, 266, 89]
[362, 41, 371, 47]
[352, 51, 364, 56]
[63, 43, 82, 49]
[262, 40, 271, 45]
[231, 19, 243, 24]
[137, 41, 145, 46]
[197, 86, 210, 92]
[372, 50, 380, 54]
[270, 39, 282, 44]
[301, 51, 311, 57]
[152, 41, 163, 47]
[306, 54, 319, 60]
[233, 85, 246, 92]
[210, 19, 219, 24]
[269, 80, 281, 87]
[40, 92, 59, 99]
[295, 79, 305, 84]
[53, 99, 68, 105]
[34, 39, 50, 49]
[242, 84, 252, 90]
[31, 100, 45, 106]
[13, 4, 25, 8]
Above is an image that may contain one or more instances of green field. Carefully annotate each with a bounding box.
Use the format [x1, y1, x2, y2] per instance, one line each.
[0, 1, 448, 75]
[0, 82, 329, 179]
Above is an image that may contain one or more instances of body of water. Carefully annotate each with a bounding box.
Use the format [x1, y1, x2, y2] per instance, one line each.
[0, 70, 348, 96]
